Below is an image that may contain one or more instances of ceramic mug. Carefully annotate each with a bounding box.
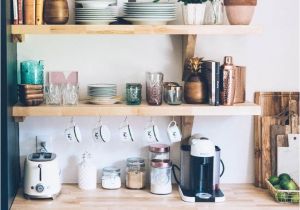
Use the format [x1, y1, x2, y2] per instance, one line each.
[92, 120, 111, 143]
[167, 120, 182, 143]
[65, 122, 82, 143]
[144, 120, 160, 142]
[119, 118, 134, 142]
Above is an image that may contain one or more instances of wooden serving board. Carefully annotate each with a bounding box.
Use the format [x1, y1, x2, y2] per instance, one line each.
[254, 92, 299, 188]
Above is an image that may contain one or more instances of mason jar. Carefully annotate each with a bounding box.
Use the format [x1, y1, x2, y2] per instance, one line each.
[101, 167, 121, 190]
[125, 157, 146, 189]
[126, 83, 142, 105]
[146, 72, 164, 106]
[150, 159, 172, 195]
[149, 144, 170, 161]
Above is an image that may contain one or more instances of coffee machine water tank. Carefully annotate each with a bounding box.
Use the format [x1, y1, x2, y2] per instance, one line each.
[190, 137, 215, 199]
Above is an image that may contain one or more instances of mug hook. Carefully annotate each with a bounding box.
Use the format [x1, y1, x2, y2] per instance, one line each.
[70, 116, 74, 124]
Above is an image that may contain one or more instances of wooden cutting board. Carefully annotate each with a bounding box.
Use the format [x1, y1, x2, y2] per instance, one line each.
[254, 92, 299, 188]
[277, 134, 300, 185]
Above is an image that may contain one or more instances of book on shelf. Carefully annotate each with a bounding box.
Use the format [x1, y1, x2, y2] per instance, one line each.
[18, 0, 23, 24]
[202, 60, 220, 106]
[24, 0, 35, 25]
[13, 0, 18, 24]
[35, 0, 43, 25]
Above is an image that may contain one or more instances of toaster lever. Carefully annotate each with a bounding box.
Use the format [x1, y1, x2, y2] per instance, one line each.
[38, 164, 42, 181]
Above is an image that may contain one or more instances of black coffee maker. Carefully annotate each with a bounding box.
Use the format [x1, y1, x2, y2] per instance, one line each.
[173, 135, 225, 202]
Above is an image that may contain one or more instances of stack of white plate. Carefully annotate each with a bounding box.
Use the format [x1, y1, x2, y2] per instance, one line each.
[123, 2, 176, 25]
[87, 84, 120, 105]
[75, 0, 118, 25]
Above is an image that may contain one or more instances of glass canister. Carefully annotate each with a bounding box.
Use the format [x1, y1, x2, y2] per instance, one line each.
[126, 83, 142, 105]
[204, 0, 224, 25]
[20, 60, 44, 85]
[101, 167, 121, 190]
[125, 157, 146, 189]
[149, 144, 170, 161]
[146, 72, 164, 106]
[150, 159, 172, 195]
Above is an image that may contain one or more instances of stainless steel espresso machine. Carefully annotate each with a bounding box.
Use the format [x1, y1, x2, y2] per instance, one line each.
[173, 135, 225, 202]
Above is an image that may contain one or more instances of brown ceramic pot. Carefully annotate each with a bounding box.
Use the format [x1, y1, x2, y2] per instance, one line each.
[44, 0, 69, 24]
[224, 0, 257, 25]
[184, 74, 207, 104]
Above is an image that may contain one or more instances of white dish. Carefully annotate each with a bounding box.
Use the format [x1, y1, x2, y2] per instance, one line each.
[124, 15, 176, 18]
[75, 17, 117, 20]
[75, 1, 115, 8]
[124, 2, 176, 6]
[123, 17, 175, 25]
[88, 84, 117, 88]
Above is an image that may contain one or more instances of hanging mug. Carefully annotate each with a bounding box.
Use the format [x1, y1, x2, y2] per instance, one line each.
[92, 118, 111, 143]
[119, 117, 134, 142]
[64, 118, 82, 143]
[167, 120, 182, 143]
[144, 119, 160, 143]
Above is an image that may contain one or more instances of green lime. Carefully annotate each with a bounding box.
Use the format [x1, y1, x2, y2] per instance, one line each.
[280, 179, 291, 190]
[279, 173, 291, 181]
[273, 184, 281, 190]
[269, 176, 280, 185]
[277, 192, 288, 202]
[290, 193, 300, 203]
[286, 180, 298, 190]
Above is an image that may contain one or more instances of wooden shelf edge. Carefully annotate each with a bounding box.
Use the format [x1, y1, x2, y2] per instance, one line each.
[11, 25, 263, 36]
[12, 102, 261, 119]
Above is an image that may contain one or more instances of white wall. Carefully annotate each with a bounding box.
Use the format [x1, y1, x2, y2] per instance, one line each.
[18, 0, 299, 184]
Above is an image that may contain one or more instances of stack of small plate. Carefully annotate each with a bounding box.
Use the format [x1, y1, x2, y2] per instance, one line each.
[123, 2, 176, 25]
[87, 84, 120, 105]
[75, 0, 118, 25]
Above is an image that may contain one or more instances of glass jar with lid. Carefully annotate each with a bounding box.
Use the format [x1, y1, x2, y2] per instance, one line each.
[149, 144, 170, 161]
[125, 157, 146, 189]
[150, 159, 172, 195]
[101, 167, 121, 190]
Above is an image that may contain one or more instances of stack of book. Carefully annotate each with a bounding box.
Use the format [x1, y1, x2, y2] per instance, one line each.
[13, 0, 44, 25]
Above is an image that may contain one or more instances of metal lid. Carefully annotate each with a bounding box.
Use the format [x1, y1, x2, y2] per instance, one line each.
[151, 159, 172, 168]
[103, 167, 120, 173]
[224, 56, 233, 65]
[149, 144, 170, 153]
[126, 157, 145, 166]
[126, 83, 142, 87]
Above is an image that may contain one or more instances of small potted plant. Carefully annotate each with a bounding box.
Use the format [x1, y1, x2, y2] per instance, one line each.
[183, 57, 207, 104]
[224, 0, 257, 25]
[179, 0, 208, 25]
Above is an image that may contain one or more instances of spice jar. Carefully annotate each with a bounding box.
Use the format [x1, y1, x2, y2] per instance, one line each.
[150, 159, 172, 195]
[125, 157, 146, 189]
[149, 144, 170, 161]
[101, 167, 121, 190]
[146, 72, 164, 106]
[126, 83, 142, 105]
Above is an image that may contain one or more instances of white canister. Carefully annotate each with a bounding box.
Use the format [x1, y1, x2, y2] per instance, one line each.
[150, 159, 172, 195]
[78, 152, 97, 190]
[101, 167, 121, 190]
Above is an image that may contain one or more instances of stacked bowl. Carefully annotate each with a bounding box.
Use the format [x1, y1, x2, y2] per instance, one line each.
[123, 2, 176, 25]
[75, 0, 118, 24]
[87, 84, 120, 105]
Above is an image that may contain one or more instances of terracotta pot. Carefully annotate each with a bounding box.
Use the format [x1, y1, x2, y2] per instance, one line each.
[225, 5, 255, 25]
[184, 74, 207, 104]
[44, 0, 69, 24]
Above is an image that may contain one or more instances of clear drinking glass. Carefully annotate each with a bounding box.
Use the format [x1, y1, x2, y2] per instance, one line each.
[204, 0, 224, 25]
[62, 84, 79, 105]
[45, 84, 62, 105]
[146, 72, 164, 106]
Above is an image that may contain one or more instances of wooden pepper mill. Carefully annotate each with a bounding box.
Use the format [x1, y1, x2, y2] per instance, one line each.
[183, 57, 207, 104]
[44, 0, 69, 24]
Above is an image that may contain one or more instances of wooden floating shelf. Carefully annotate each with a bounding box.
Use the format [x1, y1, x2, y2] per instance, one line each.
[12, 102, 261, 119]
[11, 25, 262, 36]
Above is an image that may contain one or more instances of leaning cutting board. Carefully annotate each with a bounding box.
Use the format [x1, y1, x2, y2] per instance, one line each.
[277, 134, 300, 185]
[254, 92, 299, 188]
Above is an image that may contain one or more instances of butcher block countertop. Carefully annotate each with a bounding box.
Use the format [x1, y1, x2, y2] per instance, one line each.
[11, 184, 299, 210]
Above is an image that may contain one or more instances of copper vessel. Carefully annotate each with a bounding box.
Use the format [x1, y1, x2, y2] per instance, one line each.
[44, 0, 69, 24]
[233, 66, 246, 104]
[221, 56, 236, 106]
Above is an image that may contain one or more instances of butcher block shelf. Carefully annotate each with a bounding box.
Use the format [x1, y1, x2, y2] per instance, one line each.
[11, 25, 262, 42]
[12, 102, 261, 119]
[11, 184, 298, 210]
